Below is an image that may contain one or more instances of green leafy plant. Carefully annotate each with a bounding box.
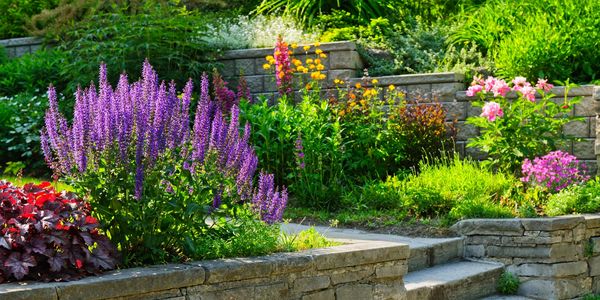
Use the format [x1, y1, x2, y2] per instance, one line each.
[279, 227, 339, 252]
[466, 76, 582, 174]
[0, 50, 67, 97]
[0, 0, 59, 39]
[497, 271, 520, 294]
[545, 178, 600, 216]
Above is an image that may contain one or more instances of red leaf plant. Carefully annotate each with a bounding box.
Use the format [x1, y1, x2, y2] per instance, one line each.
[0, 181, 118, 282]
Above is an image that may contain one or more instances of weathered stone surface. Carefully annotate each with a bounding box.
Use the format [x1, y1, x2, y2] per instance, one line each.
[375, 262, 408, 279]
[294, 275, 331, 292]
[564, 118, 591, 137]
[244, 75, 264, 92]
[591, 237, 600, 254]
[0, 282, 59, 300]
[374, 282, 407, 300]
[57, 264, 205, 300]
[330, 267, 373, 285]
[575, 97, 599, 117]
[336, 284, 373, 300]
[329, 69, 357, 81]
[190, 287, 254, 300]
[573, 139, 596, 160]
[431, 82, 465, 101]
[219, 60, 236, 77]
[455, 121, 479, 140]
[255, 282, 289, 299]
[451, 219, 524, 236]
[201, 258, 271, 284]
[465, 245, 485, 258]
[234, 58, 255, 76]
[310, 242, 409, 270]
[119, 288, 183, 300]
[588, 255, 600, 276]
[511, 261, 587, 277]
[301, 289, 335, 300]
[521, 216, 584, 231]
[329, 50, 362, 70]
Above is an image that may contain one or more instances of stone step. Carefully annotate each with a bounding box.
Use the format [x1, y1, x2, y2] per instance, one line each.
[405, 260, 504, 300]
[281, 223, 465, 272]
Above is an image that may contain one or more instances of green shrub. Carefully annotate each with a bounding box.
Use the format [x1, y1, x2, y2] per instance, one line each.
[545, 178, 600, 216]
[405, 156, 517, 221]
[0, 49, 67, 96]
[280, 227, 339, 252]
[0, 93, 49, 175]
[56, 11, 218, 94]
[0, 46, 7, 64]
[450, 0, 600, 83]
[0, 0, 59, 39]
[497, 271, 520, 294]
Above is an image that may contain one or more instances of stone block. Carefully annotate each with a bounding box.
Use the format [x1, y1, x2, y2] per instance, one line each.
[330, 267, 374, 285]
[302, 289, 335, 300]
[294, 276, 331, 292]
[0, 282, 59, 300]
[57, 264, 206, 300]
[373, 282, 406, 300]
[519, 277, 591, 300]
[564, 118, 590, 137]
[455, 121, 479, 140]
[121, 288, 182, 300]
[451, 219, 524, 236]
[513, 261, 587, 277]
[431, 82, 463, 101]
[406, 84, 431, 100]
[590, 237, 600, 253]
[329, 69, 357, 81]
[487, 246, 551, 258]
[521, 216, 584, 231]
[466, 103, 482, 118]
[329, 50, 362, 70]
[309, 242, 409, 271]
[219, 60, 236, 77]
[244, 75, 264, 93]
[15, 46, 29, 57]
[235, 58, 256, 76]
[591, 117, 597, 138]
[375, 262, 408, 279]
[255, 282, 289, 299]
[192, 287, 254, 300]
[589, 255, 600, 276]
[336, 284, 373, 300]
[593, 276, 600, 293]
[465, 245, 485, 258]
[201, 258, 270, 284]
[575, 97, 599, 117]
[573, 138, 596, 160]
[266, 252, 314, 275]
[255, 58, 270, 75]
[443, 101, 467, 121]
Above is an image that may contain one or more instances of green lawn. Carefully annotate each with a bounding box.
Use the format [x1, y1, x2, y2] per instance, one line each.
[1, 176, 73, 192]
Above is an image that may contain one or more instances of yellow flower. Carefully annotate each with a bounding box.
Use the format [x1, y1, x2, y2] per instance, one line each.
[292, 59, 302, 66]
[262, 63, 271, 70]
[314, 58, 321, 64]
[371, 79, 378, 84]
[301, 67, 309, 74]
[303, 45, 311, 51]
[316, 64, 325, 71]
[319, 73, 326, 80]
[315, 49, 323, 55]
[306, 58, 314, 64]
[355, 83, 362, 89]
[319, 53, 327, 58]
[291, 43, 298, 49]
[360, 100, 367, 106]
[334, 79, 341, 84]
[349, 101, 356, 107]
[309, 64, 316, 70]
[339, 110, 346, 116]
[314, 42, 321, 47]
[388, 85, 396, 91]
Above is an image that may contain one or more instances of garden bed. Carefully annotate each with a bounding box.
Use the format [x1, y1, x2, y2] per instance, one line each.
[0, 241, 409, 300]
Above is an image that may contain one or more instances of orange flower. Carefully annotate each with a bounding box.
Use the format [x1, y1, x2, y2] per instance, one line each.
[355, 83, 362, 89]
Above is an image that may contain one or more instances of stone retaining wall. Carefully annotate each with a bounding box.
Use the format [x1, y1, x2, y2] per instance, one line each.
[452, 215, 600, 299]
[219, 42, 600, 174]
[0, 37, 43, 58]
[0, 241, 409, 300]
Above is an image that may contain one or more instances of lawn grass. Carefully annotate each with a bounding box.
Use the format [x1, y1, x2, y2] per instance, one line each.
[1, 176, 73, 192]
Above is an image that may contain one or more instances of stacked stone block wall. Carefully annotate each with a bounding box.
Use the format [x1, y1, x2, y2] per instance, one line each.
[452, 216, 600, 299]
[0, 37, 43, 58]
[0, 241, 409, 300]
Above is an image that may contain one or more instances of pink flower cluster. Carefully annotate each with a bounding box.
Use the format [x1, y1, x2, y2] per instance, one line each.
[521, 150, 589, 192]
[481, 101, 503, 121]
[466, 76, 554, 101]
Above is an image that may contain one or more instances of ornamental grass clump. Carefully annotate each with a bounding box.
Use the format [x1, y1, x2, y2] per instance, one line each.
[521, 150, 589, 192]
[0, 181, 117, 282]
[41, 61, 287, 265]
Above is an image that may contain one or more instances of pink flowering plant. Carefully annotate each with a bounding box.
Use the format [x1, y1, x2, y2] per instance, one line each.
[466, 76, 583, 173]
[521, 150, 589, 192]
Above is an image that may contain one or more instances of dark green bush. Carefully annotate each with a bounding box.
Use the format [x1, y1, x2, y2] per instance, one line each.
[55, 10, 219, 93]
[450, 0, 600, 82]
[0, 93, 50, 175]
[0, 0, 59, 39]
[497, 271, 520, 294]
[0, 49, 67, 96]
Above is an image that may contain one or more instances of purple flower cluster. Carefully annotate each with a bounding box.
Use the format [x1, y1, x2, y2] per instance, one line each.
[252, 173, 288, 224]
[42, 60, 287, 223]
[521, 150, 590, 192]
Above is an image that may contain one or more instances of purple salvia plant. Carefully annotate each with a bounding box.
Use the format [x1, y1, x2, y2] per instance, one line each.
[42, 61, 288, 222]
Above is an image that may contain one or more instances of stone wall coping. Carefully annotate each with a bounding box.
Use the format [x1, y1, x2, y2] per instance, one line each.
[346, 72, 465, 86]
[451, 215, 589, 235]
[0, 240, 408, 300]
[0, 37, 43, 47]
[456, 85, 596, 101]
[220, 41, 358, 60]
